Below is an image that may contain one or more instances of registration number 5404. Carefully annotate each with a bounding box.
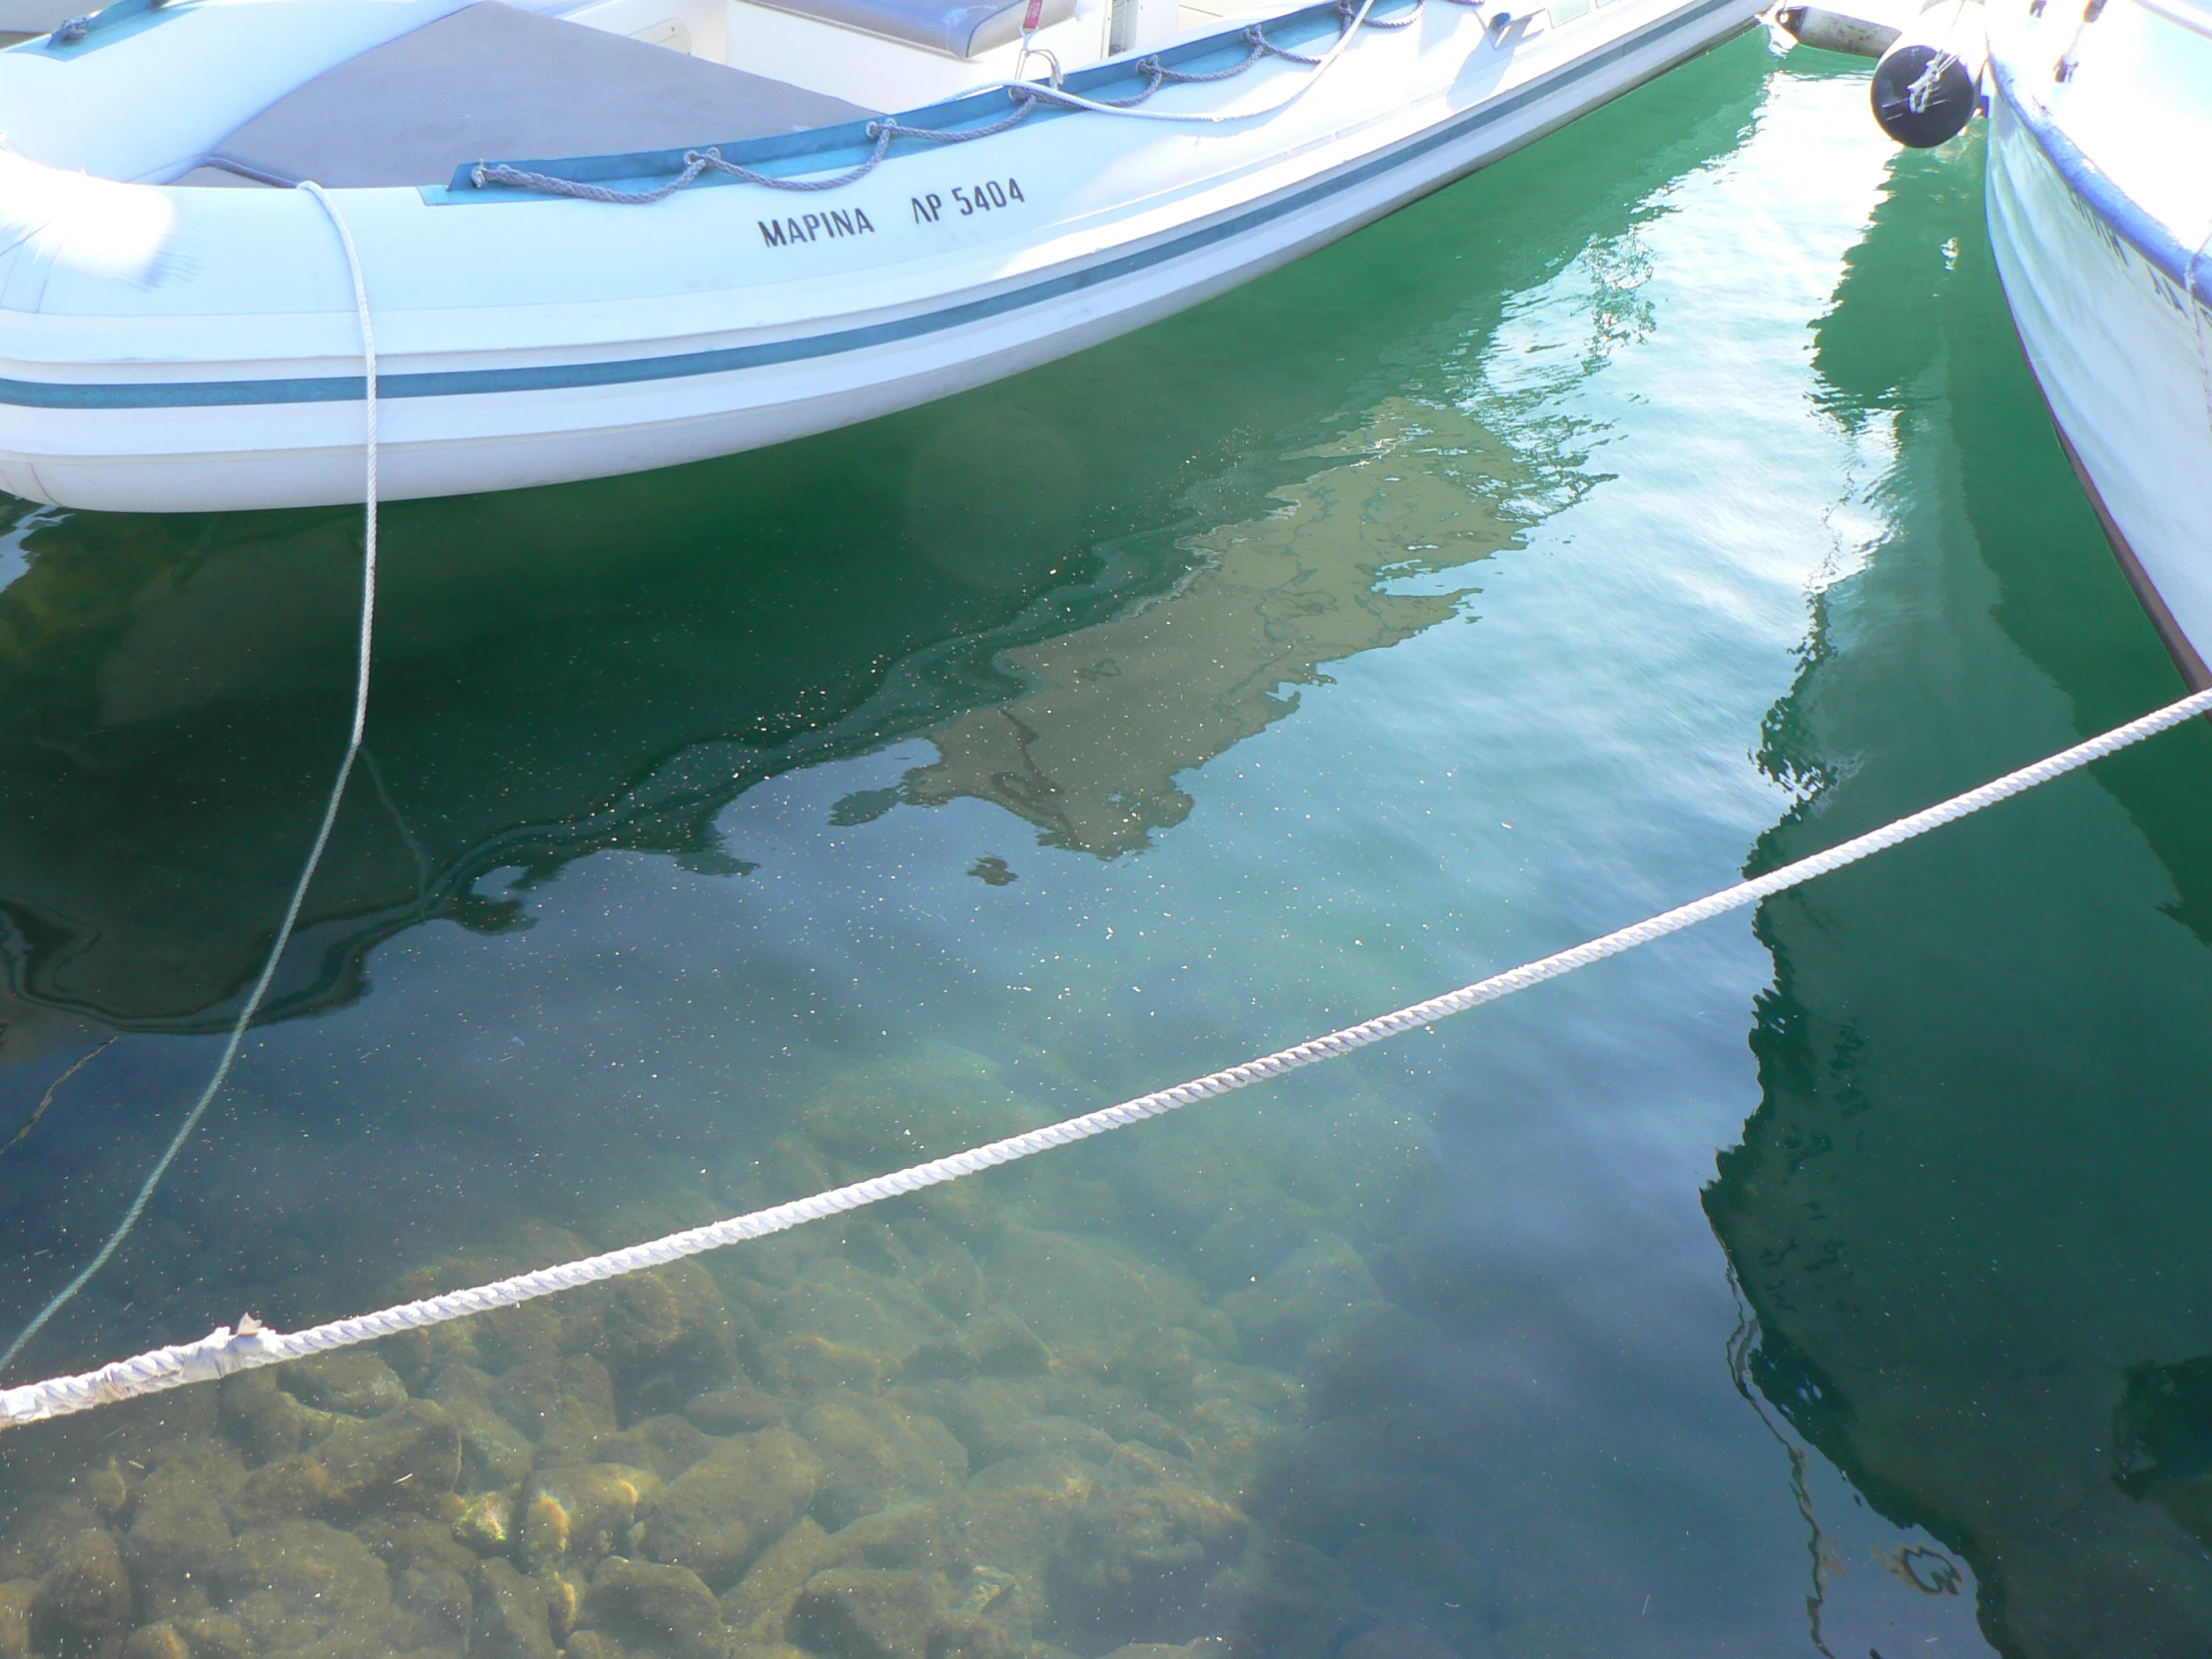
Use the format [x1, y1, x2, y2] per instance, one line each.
[911, 179, 1027, 224]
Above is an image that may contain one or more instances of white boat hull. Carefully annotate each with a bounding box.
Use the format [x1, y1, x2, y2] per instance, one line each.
[0, 0, 1751, 511]
[1984, 0, 2212, 683]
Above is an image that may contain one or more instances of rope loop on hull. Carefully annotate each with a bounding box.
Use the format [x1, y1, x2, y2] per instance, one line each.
[7, 682, 2210, 1428]
[471, 0, 1431, 202]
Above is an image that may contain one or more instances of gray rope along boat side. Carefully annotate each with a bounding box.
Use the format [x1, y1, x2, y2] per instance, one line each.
[6, 681, 2210, 1429]
[469, 0, 1472, 204]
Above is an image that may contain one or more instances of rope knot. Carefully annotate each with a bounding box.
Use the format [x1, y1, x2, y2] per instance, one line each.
[50, 15, 90, 42]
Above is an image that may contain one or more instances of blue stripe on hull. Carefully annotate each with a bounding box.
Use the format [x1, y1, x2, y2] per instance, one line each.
[1985, 47, 2208, 303]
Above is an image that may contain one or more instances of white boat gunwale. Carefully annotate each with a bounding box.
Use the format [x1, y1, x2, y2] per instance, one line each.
[1984, 37, 2208, 301]
[0, 0, 1749, 415]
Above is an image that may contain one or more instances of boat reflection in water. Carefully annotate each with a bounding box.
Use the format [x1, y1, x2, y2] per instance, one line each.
[903, 400, 1513, 857]
[0, 373, 1512, 1062]
[0, 38, 1655, 1060]
[1708, 128, 2212, 1659]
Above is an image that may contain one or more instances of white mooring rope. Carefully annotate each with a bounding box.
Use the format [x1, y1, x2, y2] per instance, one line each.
[0, 184, 382, 1382]
[5, 681, 2209, 1427]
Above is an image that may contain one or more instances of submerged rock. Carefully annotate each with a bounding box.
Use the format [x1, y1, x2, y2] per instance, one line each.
[763, 1336, 892, 1398]
[118, 1624, 190, 1659]
[426, 1365, 536, 1492]
[719, 1518, 838, 1645]
[590, 1265, 744, 1419]
[956, 1455, 1097, 1588]
[357, 1512, 479, 1580]
[830, 1504, 958, 1576]
[1118, 1413, 1196, 1464]
[491, 1356, 618, 1463]
[453, 1491, 515, 1554]
[220, 1376, 308, 1467]
[169, 1613, 250, 1659]
[123, 1462, 236, 1622]
[586, 1556, 725, 1659]
[641, 1429, 822, 1589]
[1114, 1329, 1205, 1409]
[904, 1312, 1053, 1386]
[316, 1398, 463, 1510]
[594, 1414, 713, 1482]
[29, 1531, 132, 1659]
[84, 1466, 132, 1529]
[915, 1257, 984, 1322]
[0, 1580, 33, 1659]
[787, 1567, 945, 1659]
[228, 1521, 396, 1653]
[1188, 1199, 1318, 1296]
[929, 1562, 1032, 1659]
[794, 1044, 1046, 1169]
[471, 1559, 554, 1659]
[397, 1557, 474, 1641]
[770, 1259, 946, 1366]
[1048, 1447, 1247, 1647]
[519, 1464, 662, 1576]
[985, 1227, 1207, 1354]
[980, 1417, 1117, 1471]
[228, 1456, 334, 1527]
[800, 1399, 966, 1531]
[278, 1354, 408, 1418]
[1221, 1239, 1382, 1366]
[963, 1313, 1051, 1379]
[543, 1568, 582, 1642]
[684, 1387, 785, 1436]
[893, 1379, 1054, 1470]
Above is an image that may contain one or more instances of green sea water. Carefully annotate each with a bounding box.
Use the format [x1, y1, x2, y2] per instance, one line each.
[4, 31, 2211, 1659]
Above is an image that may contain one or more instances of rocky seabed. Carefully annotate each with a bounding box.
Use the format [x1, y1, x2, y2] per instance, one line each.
[1, 1085, 1501, 1659]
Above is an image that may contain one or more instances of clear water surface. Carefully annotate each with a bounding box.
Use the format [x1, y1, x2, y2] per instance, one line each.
[4, 33, 2211, 1659]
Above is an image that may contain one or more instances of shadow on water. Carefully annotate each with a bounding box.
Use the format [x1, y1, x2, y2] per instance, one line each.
[1708, 130, 2212, 1657]
[0, 46, 1760, 1054]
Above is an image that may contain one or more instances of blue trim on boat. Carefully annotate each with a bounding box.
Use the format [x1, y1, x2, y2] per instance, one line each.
[13, 0, 190, 57]
[434, 0, 1367, 199]
[0, 0, 1740, 411]
[1986, 43, 2209, 301]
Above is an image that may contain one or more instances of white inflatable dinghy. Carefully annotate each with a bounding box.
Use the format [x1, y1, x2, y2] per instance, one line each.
[0, 0, 1753, 510]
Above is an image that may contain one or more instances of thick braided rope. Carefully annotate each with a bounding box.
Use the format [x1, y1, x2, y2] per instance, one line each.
[0, 185, 381, 1380]
[5, 685, 2207, 1427]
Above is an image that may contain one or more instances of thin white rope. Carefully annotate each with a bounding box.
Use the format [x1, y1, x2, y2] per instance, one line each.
[0, 183, 380, 1380]
[6, 683, 2208, 1428]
